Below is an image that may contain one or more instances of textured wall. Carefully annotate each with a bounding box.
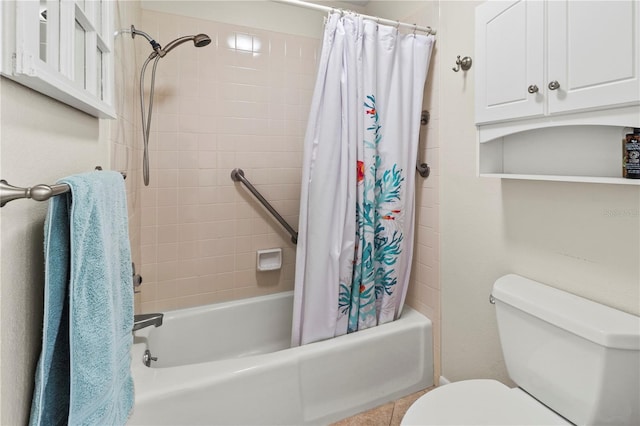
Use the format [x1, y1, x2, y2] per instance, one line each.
[439, 0, 640, 385]
[0, 1, 141, 422]
[0, 78, 104, 424]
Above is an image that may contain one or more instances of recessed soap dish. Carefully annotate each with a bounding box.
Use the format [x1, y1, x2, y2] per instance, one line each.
[256, 248, 282, 271]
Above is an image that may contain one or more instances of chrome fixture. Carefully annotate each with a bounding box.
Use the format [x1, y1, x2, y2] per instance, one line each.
[133, 313, 164, 331]
[452, 55, 472, 72]
[416, 163, 430, 178]
[1, 179, 70, 207]
[130, 25, 212, 59]
[231, 168, 299, 244]
[527, 84, 539, 94]
[416, 110, 430, 178]
[0, 168, 126, 207]
[131, 25, 212, 186]
[271, 0, 436, 35]
[142, 349, 157, 367]
[548, 80, 561, 90]
[161, 33, 212, 56]
[421, 110, 430, 126]
[132, 262, 142, 294]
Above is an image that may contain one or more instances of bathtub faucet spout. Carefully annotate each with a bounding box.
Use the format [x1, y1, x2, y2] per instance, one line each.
[133, 313, 164, 331]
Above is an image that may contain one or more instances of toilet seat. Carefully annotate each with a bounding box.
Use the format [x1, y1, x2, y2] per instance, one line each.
[401, 379, 570, 425]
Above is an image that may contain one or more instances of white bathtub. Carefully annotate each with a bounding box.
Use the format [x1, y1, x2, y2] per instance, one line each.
[128, 291, 433, 425]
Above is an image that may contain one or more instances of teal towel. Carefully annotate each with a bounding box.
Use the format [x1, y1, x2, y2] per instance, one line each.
[30, 171, 134, 426]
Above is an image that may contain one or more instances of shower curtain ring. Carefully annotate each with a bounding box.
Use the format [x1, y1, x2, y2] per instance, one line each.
[395, 20, 401, 29]
[413, 24, 417, 36]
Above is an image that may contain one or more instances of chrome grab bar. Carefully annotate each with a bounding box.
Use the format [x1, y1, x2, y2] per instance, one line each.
[417, 110, 430, 178]
[231, 168, 298, 245]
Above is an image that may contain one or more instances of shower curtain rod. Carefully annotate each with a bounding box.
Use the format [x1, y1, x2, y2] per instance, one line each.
[271, 0, 436, 35]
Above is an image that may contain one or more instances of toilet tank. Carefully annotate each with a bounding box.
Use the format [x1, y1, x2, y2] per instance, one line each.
[492, 274, 640, 426]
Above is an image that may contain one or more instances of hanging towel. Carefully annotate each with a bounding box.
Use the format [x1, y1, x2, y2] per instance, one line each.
[30, 171, 134, 426]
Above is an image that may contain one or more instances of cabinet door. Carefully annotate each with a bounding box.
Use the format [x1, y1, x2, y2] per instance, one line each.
[475, 0, 544, 124]
[547, 0, 640, 114]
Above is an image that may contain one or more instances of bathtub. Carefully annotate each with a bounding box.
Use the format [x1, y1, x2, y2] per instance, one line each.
[128, 291, 433, 425]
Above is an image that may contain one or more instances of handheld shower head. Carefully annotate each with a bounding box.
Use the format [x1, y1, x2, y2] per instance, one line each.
[132, 25, 211, 186]
[130, 25, 211, 57]
[162, 33, 212, 55]
[194, 34, 212, 48]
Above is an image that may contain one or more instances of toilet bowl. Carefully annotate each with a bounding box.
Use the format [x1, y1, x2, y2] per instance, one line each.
[402, 380, 568, 425]
[402, 274, 640, 426]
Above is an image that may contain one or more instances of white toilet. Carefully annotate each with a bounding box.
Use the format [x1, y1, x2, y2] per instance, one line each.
[402, 274, 640, 425]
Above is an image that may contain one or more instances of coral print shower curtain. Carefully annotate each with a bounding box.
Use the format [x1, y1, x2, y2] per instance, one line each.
[292, 12, 434, 346]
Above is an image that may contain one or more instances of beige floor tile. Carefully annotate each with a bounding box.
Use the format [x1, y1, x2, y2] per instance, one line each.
[331, 387, 435, 426]
[390, 388, 434, 426]
[331, 401, 395, 426]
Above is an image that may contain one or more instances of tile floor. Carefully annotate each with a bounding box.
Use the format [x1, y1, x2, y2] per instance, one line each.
[331, 387, 434, 426]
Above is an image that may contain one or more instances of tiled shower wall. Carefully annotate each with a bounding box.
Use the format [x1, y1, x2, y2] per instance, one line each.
[111, 0, 142, 286]
[137, 10, 319, 312]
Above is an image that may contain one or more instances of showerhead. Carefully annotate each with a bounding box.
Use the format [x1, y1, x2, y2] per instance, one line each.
[130, 25, 211, 59]
[193, 34, 212, 48]
[162, 33, 212, 55]
[134, 25, 212, 186]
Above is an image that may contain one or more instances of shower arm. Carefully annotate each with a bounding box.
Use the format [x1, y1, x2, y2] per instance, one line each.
[131, 25, 164, 57]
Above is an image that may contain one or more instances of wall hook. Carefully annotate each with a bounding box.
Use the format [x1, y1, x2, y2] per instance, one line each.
[452, 55, 472, 72]
[421, 110, 430, 126]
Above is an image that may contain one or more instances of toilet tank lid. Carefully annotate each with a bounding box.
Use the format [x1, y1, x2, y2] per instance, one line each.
[493, 274, 640, 350]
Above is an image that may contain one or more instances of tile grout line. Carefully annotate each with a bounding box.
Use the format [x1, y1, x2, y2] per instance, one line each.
[389, 402, 397, 426]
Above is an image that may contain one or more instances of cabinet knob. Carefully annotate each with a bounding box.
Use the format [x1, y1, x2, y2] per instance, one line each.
[548, 80, 560, 90]
[527, 85, 539, 94]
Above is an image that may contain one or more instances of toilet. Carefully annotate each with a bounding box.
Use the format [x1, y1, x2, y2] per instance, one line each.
[402, 274, 640, 426]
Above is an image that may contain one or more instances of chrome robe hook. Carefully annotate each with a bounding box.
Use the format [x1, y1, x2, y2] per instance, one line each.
[452, 55, 472, 72]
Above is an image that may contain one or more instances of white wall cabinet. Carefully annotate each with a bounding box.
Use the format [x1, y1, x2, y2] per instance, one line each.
[475, 0, 640, 185]
[475, 0, 544, 124]
[476, 0, 639, 124]
[546, 1, 640, 116]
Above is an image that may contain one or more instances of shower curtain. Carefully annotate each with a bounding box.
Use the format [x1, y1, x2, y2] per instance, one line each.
[292, 12, 434, 346]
